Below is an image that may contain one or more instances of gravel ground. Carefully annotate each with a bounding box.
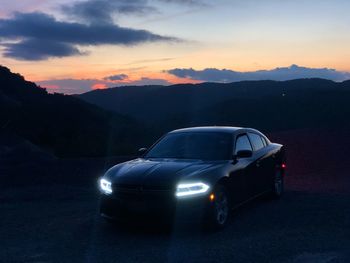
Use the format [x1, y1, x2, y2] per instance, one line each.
[1, 129, 350, 263]
[1, 166, 350, 263]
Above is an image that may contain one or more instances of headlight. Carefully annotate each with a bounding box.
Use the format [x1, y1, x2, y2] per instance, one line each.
[99, 178, 112, 194]
[175, 182, 210, 197]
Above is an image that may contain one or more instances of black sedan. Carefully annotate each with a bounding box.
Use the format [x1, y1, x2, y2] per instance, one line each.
[99, 126, 286, 229]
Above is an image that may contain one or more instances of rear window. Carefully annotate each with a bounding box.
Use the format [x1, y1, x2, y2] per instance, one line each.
[248, 133, 265, 151]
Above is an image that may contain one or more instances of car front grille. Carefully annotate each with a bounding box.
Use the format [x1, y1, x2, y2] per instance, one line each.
[111, 184, 174, 200]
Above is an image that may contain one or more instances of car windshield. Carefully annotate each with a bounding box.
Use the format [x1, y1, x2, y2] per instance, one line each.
[145, 132, 232, 160]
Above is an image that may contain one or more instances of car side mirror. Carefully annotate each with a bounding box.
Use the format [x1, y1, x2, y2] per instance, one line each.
[138, 147, 148, 156]
[235, 150, 253, 159]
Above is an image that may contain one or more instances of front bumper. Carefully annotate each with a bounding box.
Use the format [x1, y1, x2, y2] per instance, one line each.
[99, 191, 212, 222]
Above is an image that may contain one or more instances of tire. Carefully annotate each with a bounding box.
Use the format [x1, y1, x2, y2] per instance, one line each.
[206, 184, 230, 230]
[270, 169, 284, 199]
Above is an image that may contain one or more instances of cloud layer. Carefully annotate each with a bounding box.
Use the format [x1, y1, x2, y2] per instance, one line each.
[61, 0, 204, 24]
[0, 0, 207, 60]
[2, 39, 83, 61]
[61, 0, 155, 24]
[104, 74, 129, 81]
[168, 65, 350, 82]
[0, 4, 177, 60]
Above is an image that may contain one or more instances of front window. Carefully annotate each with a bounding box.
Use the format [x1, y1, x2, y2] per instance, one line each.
[145, 132, 232, 160]
[235, 134, 253, 154]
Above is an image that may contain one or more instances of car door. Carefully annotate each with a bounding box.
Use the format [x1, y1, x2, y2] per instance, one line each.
[259, 136, 277, 191]
[247, 132, 270, 194]
[231, 133, 255, 203]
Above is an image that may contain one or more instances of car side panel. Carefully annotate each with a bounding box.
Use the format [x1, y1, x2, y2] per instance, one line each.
[245, 144, 284, 196]
[227, 159, 252, 206]
[263, 143, 286, 191]
[253, 148, 271, 193]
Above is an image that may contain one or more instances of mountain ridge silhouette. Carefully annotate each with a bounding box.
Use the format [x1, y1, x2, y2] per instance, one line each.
[78, 78, 350, 133]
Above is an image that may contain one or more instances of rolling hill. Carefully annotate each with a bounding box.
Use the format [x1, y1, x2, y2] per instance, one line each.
[78, 79, 350, 134]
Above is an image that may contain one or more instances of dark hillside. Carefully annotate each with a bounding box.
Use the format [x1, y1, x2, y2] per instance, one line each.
[78, 78, 350, 135]
[0, 66, 145, 157]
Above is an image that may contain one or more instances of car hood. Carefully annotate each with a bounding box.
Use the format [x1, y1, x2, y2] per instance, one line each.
[104, 158, 223, 189]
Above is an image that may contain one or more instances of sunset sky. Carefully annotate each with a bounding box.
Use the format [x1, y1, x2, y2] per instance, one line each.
[1, 0, 350, 94]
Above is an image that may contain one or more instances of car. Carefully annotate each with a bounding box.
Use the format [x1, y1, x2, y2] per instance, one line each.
[99, 126, 286, 229]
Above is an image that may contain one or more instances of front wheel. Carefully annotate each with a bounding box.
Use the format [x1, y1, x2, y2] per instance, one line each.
[206, 184, 230, 230]
[270, 169, 284, 199]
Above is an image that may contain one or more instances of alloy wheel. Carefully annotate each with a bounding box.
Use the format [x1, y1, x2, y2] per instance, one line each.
[214, 188, 229, 225]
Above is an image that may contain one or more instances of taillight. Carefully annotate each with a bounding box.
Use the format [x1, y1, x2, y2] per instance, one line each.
[281, 163, 287, 169]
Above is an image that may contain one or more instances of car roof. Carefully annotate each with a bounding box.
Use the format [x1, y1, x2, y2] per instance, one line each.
[168, 126, 270, 143]
[170, 126, 244, 134]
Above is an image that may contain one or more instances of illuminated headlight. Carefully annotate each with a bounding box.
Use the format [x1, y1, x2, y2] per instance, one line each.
[175, 182, 210, 197]
[99, 178, 112, 194]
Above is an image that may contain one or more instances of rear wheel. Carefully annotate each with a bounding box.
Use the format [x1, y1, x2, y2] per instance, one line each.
[206, 184, 230, 229]
[270, 169, 284, 199]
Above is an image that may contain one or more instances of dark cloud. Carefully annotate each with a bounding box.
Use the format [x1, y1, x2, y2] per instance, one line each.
[61, 0, 155, 24]
[0, 12, 176, 45]
[2, 39, 83, 60]
[0, 12, 178, 60]
[61, 0, 206, 25]
[104, 74, 128, 81]
[168, 65, 350, 82]
[60, 0, 204, 25]
[0, 0, 205, 61]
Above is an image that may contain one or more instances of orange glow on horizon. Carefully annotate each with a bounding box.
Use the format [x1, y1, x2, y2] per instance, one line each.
[92, 83, 108, 90]
[40, 84, 59, 90]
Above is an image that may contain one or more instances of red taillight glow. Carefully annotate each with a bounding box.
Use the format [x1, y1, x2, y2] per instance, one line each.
[281, 163, 287, 169]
